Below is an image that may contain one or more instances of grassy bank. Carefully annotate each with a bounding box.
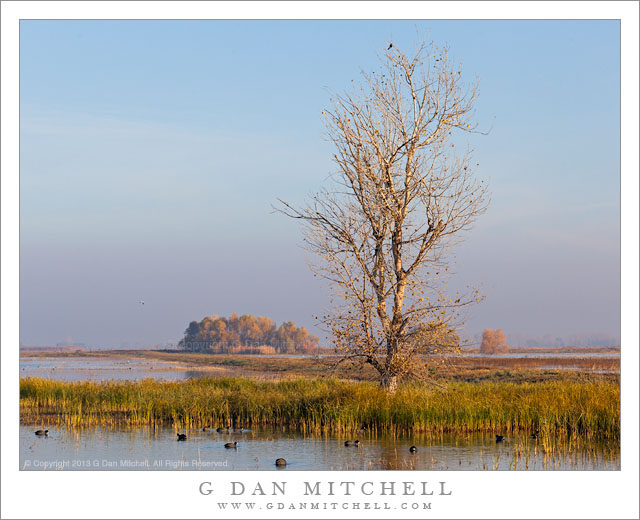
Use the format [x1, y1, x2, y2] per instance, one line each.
[20, 376, 619, 441]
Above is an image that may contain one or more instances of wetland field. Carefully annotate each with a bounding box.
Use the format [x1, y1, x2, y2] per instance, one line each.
[19, 348, 620, 471]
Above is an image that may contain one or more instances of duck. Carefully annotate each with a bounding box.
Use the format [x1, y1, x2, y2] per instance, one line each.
[177, 433, 187, 441]
[409, 446, 417, 453]
[34, 430, 48, 436]
[216, 426, 230, 433]
[202, 427, 212, 432]
[275, 458, 287, 467]
[495, 435, 505, 442]
[224, 441, 238, 449]
[344, 440, 360, 447]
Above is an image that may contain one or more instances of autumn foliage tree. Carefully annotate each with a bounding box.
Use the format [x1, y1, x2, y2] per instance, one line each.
[480, 328, 509, 355]
[279, 39, 488, 392]
[179, 313, 319, 354]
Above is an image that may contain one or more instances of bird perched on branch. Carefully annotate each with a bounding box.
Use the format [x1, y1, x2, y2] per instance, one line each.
[387, 43, 393, 50]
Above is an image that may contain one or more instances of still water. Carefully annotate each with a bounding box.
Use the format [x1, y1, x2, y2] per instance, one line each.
[20, 425, 619, 471]
[20, 352, 619, 383]
[19, 357, 205, 382]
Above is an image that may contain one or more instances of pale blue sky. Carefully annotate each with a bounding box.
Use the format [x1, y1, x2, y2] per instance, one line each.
[19, 20, 620, 347]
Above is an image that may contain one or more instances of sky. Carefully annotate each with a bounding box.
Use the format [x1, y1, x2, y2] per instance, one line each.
[19, 20, 621, 348]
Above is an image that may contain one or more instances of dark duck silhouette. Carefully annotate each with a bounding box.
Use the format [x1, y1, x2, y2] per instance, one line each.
[495, 435, 505, 443]
[216, 427, 230, 433]
[409, 446, 417, 453]
[224, 441, 238, 449]
[344, 440, 360, 447]
[177, 433, 187, 441]
[35, 430, 48, 436]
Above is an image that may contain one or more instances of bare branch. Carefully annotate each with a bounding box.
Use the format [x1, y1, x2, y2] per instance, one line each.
[276, 39, 489, 392]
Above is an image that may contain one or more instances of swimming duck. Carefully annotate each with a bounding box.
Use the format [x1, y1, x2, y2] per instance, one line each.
[495, 435, 505, 442]
[409, 446, 417, 453]
[34, 430, 48, 436]
[177, 433, 187, 441]
[224, 441, 238, 449]
[344, 440, 360, 447]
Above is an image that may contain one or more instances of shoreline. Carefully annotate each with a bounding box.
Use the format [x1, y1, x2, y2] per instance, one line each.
[19, 348, 621, 383]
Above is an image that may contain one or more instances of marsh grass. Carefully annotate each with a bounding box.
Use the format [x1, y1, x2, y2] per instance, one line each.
[457, 356, 619, 372]
[20, 377, 619, 442]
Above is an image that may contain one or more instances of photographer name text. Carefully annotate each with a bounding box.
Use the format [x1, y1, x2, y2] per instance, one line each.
[200, 480, 451, 496]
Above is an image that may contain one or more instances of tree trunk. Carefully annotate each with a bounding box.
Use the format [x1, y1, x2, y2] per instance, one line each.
[381, 373, 398, 394]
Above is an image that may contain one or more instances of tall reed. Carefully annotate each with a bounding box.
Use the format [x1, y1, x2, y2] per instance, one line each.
[20, 377, 619, 440]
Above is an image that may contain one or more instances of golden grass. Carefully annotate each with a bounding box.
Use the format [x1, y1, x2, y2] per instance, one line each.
[454, 356, 619, 371]
[20, 376, 619, 441]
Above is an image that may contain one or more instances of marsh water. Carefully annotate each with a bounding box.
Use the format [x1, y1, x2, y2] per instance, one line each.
[20, 425, 619, 471]
[19, 356, 206, 382]
[20, 354, 619, 471]
[19, 351, 619, 382]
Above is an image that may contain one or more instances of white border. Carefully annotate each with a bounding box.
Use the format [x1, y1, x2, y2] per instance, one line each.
[2, 2, 638, 519]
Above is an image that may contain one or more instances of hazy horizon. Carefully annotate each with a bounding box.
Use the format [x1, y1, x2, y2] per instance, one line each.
[19, 20, 621, 349]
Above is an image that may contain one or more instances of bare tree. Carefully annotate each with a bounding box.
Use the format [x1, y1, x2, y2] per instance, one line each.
[279, 40, 489, 392]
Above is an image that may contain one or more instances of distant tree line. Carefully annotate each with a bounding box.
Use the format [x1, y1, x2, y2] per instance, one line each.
[178, 314, 320, 354]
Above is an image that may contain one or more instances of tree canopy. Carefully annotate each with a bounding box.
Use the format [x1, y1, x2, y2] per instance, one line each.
[279, 39, 488, 392]
[480, 328, 509, 355]
[179, 313, 320, 354]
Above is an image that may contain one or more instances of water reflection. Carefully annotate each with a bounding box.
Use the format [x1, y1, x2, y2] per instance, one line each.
[19, 425, 619, 471]
[19, 357, 207, 382]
